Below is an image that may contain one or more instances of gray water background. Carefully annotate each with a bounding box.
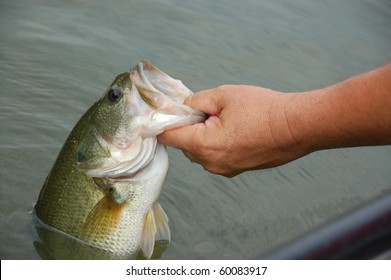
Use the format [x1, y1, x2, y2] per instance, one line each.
[0, 0, 390, 259]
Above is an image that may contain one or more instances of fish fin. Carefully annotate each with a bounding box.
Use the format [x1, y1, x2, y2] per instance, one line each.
[153, 202, 171, 242]
[82, 192, 124, 242]
[140, 209, 156, 259]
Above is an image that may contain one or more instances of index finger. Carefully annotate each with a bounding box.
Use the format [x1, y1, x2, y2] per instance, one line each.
[184, 88, 223, 117]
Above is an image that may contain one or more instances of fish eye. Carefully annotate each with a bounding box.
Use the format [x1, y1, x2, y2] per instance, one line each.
[106, 88, 123, 103]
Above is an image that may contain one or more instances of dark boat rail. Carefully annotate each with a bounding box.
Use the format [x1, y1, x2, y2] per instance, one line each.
[258, 190, 391, 259]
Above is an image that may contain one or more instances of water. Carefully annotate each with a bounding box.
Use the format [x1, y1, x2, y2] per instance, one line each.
[1, 0, 390, 259]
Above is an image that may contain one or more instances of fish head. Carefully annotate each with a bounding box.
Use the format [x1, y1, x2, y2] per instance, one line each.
[76, 60, 206, 178]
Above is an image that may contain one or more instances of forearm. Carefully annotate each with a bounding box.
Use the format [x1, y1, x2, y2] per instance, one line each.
[286, 64, 391, 153]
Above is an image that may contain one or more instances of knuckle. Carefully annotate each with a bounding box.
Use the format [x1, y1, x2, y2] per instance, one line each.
[214, 85, 229, 96]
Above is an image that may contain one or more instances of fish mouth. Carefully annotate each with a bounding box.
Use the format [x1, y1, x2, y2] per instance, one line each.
[131, 60, 193, 107]
[129, 60, 206, 134]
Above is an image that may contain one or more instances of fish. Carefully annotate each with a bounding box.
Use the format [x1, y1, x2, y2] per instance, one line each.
[34, 60, 206, 259]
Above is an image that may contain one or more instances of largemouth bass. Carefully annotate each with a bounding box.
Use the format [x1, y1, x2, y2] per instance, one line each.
[34, 60, 205, 259]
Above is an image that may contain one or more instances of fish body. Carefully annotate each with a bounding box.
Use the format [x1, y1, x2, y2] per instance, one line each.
[35, 60, 205, 259]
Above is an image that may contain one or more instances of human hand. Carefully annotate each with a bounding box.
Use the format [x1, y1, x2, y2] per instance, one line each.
[158, 65, 391, 177]
[158, 85, 310, 177]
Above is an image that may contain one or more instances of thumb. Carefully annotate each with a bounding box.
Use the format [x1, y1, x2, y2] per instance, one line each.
[157, 122, 204, 149]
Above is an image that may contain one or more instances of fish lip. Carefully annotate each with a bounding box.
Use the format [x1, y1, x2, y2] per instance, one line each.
[80, 136, 157, 179]
[130, 60, 193, 108]
[128, 60, 207, 130]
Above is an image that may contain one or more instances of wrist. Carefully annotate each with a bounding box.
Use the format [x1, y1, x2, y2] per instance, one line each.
[282, 90, 327, 154]
[268, 92, 313, 159]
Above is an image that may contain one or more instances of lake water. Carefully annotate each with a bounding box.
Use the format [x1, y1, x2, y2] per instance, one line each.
[0, 0, 390, 259]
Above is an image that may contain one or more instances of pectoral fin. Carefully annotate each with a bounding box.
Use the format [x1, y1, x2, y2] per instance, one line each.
[140, 202, 170, 259]
[81, 192, 124, 241]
